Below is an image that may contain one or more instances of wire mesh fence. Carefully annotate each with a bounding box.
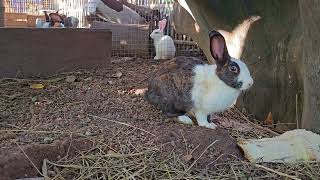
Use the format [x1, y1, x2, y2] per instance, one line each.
[3, 0, 54, 14]
[0, 0, 205, 60]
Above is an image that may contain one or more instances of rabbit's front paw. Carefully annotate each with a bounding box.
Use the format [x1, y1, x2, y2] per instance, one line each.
[199, 122, 217, 129]
[154, 56, 160, 60]
[196, 112, 217, 129]
[177, 115, 193, 125]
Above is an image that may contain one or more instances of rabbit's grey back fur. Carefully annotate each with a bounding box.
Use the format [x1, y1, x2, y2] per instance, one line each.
[145, 56, 205, 117]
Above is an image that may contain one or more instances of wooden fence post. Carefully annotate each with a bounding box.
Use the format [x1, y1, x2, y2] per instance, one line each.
[0, 0, 4, 27]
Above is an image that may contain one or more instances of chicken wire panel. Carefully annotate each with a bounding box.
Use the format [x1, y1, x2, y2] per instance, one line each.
[129, 0, 173, 17]
[85, 0, 203, 59]
[120, 0, 205, 60]
[104, 22, 151, 59]
[58, 0, 88, 27]
[0, 0, 205, 60]
[86, 0, 187, 59]
[3, 0, 57, 14]
[85, 0, 165, 59]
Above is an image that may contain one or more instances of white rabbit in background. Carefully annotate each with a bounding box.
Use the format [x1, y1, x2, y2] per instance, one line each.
[150, 19, 176, 60]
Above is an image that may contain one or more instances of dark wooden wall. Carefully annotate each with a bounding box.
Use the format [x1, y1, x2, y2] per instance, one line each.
[0, 28, 112, 78]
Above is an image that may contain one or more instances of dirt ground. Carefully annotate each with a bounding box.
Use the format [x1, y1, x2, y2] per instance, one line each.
[0, 57, 319, 180]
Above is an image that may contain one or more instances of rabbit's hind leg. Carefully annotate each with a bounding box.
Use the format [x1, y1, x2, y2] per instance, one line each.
[177, 115, 193, 125]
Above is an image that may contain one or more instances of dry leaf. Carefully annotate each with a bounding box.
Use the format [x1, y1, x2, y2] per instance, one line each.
[218, 118, 252, 132]
[84, 77, 92, 81]
[182, 154, 193, 162]
[65, 75, 77, 83]
[30, 84, 44, 89]
[128, 88, 147, 95]
[111, 71, 122, 78]
[31, 96, 38, 102]
[264, 112, 273, 125]
[115, 71, 122, 78]
[134, 88, 147, 95]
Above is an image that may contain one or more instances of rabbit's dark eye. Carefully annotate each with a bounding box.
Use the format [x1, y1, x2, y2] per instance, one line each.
[155, 32, 159, 34]
[229, 64, 238, 73]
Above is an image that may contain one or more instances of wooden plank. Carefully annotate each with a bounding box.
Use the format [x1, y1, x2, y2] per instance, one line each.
[4, 12, 28, 27]
[27, 15, 45, 27]
[3, 13, 45, 27]
[0, 1, 4, 27]
[0, 28, 112, 78]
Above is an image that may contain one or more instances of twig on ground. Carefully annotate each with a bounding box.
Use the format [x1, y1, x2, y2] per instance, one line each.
[254, 164, 301, 180]
[185, 140, 218, 173]
[180, 130, 189, 154]
[0, 77, 45, 82]
[16, 143, 48, 179]
[0, 77, 63, 83]
[230, 165, 239, 180]
[1, 129, 70, 134]
[45, 159, 83, 169]
[87, 114, 155, 137]
[234, 108, 280, 136]
[42, 159, 49, 180]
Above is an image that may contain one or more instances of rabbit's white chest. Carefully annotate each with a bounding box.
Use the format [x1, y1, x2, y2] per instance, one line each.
[191, 65, 240, 114]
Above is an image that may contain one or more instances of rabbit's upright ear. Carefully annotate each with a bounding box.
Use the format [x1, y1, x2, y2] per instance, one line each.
[209, 30, 230, 67]
[159, 19, 167, 32]
[44, 11, 50, 22]
[49, 13, 64, 23]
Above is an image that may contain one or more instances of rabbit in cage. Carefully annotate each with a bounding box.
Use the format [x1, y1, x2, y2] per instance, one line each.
[36, 11, 65, 28]
[36, 10, 78, 28]
[145, 30, 254, 129]
[64, 16, 79, 28]
[150, 19, 176, 60]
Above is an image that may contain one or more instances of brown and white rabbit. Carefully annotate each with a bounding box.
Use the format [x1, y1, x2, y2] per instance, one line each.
[145, 30, 253, 129]
[36, 11, 65, 28]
